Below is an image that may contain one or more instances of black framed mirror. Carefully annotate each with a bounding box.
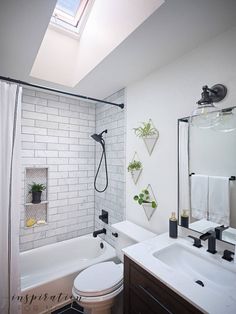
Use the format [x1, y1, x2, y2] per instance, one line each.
[178, 106, 236, 245]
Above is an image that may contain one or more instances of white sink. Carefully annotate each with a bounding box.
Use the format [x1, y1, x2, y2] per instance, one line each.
[153, 243, 236, 292]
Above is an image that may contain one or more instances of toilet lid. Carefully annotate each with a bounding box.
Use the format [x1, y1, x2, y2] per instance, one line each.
[73, 261, 123, 297]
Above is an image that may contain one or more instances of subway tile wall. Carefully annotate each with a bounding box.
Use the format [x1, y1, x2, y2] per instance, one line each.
[20, 88, 125, 251]
[20, 88, 96, 251]
[94, 89, 126, 246]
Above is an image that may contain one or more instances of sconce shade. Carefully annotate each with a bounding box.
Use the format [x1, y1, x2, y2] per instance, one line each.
[189, 104, 222, 128]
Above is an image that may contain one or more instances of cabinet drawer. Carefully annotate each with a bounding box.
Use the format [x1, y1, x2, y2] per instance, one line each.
[129, 289, 158, 314]
[130, 289, 170, 314]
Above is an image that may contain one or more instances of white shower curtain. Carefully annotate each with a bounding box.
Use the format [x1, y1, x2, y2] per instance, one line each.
[0, 81, 22, 314]
[179, 121, 190, 211]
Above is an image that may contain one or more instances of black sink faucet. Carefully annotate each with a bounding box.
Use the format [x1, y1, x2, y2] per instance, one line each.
[93, 228, 106, 237]
[200, 230, 217, 254]
[215, 225, 229, 240]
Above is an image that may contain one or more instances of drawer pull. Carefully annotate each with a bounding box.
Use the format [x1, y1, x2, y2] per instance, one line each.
[138, 285, 173, 314]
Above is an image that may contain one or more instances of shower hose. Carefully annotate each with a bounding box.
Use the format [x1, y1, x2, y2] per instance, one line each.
[94, 139, 108, 192]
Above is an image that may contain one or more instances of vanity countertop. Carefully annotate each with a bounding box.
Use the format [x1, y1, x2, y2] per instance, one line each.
[122, 233, 236, 314]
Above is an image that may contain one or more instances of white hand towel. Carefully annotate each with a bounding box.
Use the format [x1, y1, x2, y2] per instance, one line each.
[191, 175, 208, 220]
[208, 176, 230, 226]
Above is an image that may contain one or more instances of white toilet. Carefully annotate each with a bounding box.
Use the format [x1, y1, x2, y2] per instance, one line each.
[72, 220, 156, 314]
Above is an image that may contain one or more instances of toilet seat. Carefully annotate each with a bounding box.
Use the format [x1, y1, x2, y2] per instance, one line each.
[72, 284, 123, 304]
[73, 261, 123, 297]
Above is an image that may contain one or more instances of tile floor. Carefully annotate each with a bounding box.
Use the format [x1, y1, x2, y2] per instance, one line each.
[51, 301, 83, 314]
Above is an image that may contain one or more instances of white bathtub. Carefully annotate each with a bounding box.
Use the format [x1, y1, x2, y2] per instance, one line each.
[20, 235, 116, 314]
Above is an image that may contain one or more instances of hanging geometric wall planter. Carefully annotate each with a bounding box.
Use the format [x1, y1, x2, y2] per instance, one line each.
[133, 119, 159, 156]
[127, 152, 142, 184]
[133, 184, 158, 221]
[143, 133, 159, 155]
[142, 184, 158, 220]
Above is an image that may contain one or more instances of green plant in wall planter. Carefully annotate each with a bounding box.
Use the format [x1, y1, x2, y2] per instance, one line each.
[127, 160, 142, 184]
[133, 119, 159, 155]
[134, 186, 157, 220]
[29, 182, 46, 204]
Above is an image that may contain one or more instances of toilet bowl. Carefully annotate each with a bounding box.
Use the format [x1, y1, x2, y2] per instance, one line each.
[72, 261, 123, 314]
[72, 221, 156, 314]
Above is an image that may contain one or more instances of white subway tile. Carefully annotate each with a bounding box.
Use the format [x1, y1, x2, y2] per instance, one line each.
[59, 137, 78, 144]
[48, 100, 70, 110]
[22, 126, 47, 135]
[50, 171, 68, 179]
[22, 150, 34, 157]
[23, 111, 47, 121]
[21, 118, 35, 127]
[21, 134, 34, 142]
[35, 120, 58, 129]
[35, 91, 59, 101]
[59, 109, 79, 118]
[36, 105, 59, 115]
[50, 199, 68, 208]
[22, 103, 35, 111]
[58, 164, 78, 172]
[59, 151, 78, 158]
[47, 157, 68, 165]
[57, 191, 78, 200]
[35, 135, 58, 143]
[22, 95, 47, 106]
[47, 143, 69, 151]
[35, 150, 58, 157]
[48, 129, 69, 137]
[22, 157, 46, 165]
[48, 114, 69, 123]
[22, 88, 36, 97]
[22, 142, 46, 150]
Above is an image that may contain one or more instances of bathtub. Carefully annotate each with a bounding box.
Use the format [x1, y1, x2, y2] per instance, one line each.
[20, 235, 116, 314]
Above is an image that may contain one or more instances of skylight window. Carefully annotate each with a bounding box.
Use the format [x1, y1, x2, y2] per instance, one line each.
[56, 0, 81, 16]
[50, 0, 93, 35]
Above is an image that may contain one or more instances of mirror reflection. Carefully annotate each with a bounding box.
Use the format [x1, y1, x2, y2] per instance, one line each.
[178, 106, 236, 245]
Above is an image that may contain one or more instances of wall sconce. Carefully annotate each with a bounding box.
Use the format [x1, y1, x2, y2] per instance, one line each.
[189, 84, 227, 128]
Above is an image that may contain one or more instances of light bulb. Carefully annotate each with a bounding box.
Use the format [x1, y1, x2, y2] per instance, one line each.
[189, 104, 222, 128]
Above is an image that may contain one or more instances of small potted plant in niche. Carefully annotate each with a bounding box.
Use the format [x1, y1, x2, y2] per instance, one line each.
[133, 119, 159, 155]
[29, 182, 46, 204]
[127, 160, 142, 183]
[134, 189, 157, 220]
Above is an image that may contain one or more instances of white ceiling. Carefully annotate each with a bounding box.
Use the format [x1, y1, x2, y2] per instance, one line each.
[0, 0, 236, 99]
[30, 0, 164, 87]
[0, 0, 57, 80]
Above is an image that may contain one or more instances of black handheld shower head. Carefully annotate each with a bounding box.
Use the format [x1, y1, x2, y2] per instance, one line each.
[91, 133, 102, 143]
[90, 129, 108, 193]
[91, 129, 107, 144]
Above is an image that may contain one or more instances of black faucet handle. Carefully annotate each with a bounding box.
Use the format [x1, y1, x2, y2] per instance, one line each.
[217, 225, 229, 230]
[188, 235, 202, 248]
[215, 225, 229, 240]
[222, 249, 234, 262]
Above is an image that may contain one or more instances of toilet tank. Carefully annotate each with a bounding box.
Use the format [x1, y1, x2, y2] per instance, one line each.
[111, 220, 156, 262]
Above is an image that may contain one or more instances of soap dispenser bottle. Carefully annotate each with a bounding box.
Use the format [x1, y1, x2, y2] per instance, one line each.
[181, 210, 189, 228]
[169, 212, 178, 238]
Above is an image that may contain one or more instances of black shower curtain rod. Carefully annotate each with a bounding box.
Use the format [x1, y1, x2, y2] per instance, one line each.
[0, 75, 124, 109]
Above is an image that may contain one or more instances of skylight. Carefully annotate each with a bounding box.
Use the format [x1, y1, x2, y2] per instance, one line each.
[56, 0, 81, 16]
[50, 0, 93, 35]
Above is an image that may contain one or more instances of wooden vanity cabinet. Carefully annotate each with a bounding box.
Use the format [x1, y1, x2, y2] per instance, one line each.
[124, 255, 203, 314]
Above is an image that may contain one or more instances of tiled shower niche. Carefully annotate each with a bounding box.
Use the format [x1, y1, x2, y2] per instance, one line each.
[24, 167, 48, 228]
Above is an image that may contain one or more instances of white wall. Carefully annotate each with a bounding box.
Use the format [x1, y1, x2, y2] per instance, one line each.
[125, 25, 236, 234]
